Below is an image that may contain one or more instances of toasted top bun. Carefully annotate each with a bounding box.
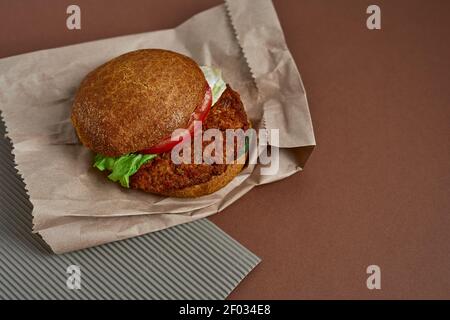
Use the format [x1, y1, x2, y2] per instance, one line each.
[71, 49, 207, 157]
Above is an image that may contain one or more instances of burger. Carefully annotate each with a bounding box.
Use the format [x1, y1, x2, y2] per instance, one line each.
[71, 49, 250, 197]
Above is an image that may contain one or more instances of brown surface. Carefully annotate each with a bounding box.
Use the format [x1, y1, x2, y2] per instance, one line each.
[1, 0, 449, 299]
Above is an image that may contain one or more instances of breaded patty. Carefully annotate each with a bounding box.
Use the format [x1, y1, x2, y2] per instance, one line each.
[130, 85, 249, 195]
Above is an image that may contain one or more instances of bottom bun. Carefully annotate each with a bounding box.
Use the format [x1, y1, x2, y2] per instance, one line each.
[159, 153, 247, 198]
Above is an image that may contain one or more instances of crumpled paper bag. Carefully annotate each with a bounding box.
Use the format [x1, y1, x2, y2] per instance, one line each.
[0, 0, 315, 253]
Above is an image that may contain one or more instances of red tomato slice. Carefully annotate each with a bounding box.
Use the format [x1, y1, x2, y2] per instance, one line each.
[140, 85, 212, 154]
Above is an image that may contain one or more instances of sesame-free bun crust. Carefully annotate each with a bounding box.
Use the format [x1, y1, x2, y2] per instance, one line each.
[71, 49, 207, 157]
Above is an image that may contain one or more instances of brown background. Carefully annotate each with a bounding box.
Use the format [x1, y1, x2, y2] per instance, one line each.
[1, 0, 449, 299]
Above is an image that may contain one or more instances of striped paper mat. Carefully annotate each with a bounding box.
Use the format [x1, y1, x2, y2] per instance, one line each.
[0, 116, 260, 299]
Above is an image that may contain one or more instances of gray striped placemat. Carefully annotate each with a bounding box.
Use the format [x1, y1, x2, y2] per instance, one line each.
[0, 116, 260, 300]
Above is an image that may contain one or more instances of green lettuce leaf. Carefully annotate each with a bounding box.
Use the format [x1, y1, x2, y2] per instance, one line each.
[200, 66, 226, 105]
[93, 153, 156, 188]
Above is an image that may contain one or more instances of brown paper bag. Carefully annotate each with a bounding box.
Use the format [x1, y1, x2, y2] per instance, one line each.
[0, 0, 315, 253]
